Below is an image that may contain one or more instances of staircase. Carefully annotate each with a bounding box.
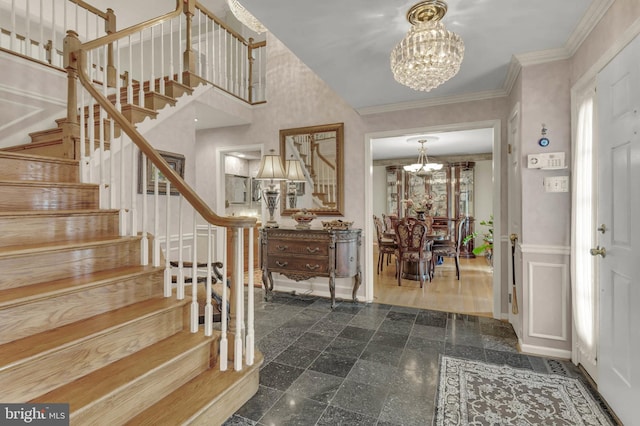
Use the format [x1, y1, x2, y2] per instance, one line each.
[0, 149, 260, 424]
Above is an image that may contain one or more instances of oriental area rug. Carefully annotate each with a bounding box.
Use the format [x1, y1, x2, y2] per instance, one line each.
[434, 356, 615, 425]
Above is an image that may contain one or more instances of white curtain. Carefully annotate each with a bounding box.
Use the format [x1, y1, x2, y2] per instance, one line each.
[571, 87, 597, 372]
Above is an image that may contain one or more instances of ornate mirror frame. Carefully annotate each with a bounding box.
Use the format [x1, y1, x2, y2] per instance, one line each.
[280, 122, 344, 216]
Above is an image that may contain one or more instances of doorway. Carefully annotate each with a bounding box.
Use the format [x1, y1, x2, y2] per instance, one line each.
[364, 120, 502, 319]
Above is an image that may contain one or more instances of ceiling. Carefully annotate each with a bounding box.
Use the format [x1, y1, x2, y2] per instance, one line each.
[107, 0, 605, 159]
[239, 0, 601, 112]
[232, 0, 604, 159]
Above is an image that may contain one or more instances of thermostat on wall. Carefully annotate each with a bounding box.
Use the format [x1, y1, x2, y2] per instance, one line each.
[527, 152, 566, 169]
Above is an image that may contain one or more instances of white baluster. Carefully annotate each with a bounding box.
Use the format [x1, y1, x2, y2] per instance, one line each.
[177, 196, 185, 299]
[39, 0, 44, 61]
[169, 19, 174, 89]
[160, 21, 165, 95]
[178, 18, 183, 84]
[150, 26, 155, 98]
[153, 166, 160, 267]
[138, 30, 144, 107]
[234, 227, 243, 371]
[25, 0, 31, 57]
[164, 182, 172, 296]
[220, 228, 228, 371]
[141, 151, 149, 265]
[204, 224, 213, 336]
[130, 144, 138, 237]
[127, 35, 133, 105]
[191, 210, 199, 333]
[246, 226, 255, 365]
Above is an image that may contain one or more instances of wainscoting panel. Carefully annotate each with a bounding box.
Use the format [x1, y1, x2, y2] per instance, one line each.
[527, 262, 568, 341]
[519, 245, 572, 358]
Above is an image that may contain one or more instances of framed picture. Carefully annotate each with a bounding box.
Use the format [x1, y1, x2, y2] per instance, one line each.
[138, 150, 185, 195]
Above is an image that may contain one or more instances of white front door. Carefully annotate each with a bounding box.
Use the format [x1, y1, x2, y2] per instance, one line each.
[596, 34, 640, 423]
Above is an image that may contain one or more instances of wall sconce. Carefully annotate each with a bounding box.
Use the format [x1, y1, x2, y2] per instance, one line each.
[285, 157, 306, 208]
[255, 149, 287, 227]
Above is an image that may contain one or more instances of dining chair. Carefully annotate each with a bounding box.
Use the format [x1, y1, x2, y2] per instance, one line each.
[374, 215, 397, 274]
[394, 217, 433, 288]
[432, 217, 467, 280]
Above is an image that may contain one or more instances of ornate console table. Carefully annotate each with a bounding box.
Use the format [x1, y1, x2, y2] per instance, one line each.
[259, 227, 362, 308]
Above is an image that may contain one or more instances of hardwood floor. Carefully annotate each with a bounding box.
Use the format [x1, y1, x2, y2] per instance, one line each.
[373, 246, 494, 317]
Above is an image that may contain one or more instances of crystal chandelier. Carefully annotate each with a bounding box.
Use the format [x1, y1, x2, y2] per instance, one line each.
[404, 138, 443, 175]
[226, 0, 266, 34]
[390, 0, 464, 92]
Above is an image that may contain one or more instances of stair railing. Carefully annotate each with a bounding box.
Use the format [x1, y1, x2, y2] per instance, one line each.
[193, 2, 267, 104]
[63, 0, 258, 372]
[0, 0, 114, 69]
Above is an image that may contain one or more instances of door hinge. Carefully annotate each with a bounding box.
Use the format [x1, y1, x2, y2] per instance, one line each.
[508, 144, 512, 154]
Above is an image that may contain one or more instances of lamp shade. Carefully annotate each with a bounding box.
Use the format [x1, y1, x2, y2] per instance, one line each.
[256, 151, 286, 181]
[285, 159, 306, 182]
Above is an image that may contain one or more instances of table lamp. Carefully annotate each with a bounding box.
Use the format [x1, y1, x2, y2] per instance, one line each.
[255, 149, 287, 227]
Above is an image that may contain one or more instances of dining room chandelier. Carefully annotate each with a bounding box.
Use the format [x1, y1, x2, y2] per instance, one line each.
[390, 0, 464, 92]
[226, 0, 266, 34]
[404, 138, 443, 175]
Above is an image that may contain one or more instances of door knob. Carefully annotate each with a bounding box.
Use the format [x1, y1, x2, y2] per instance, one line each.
[509, 233, 518, 244]
[597, 224, 607, 234]
[590, 246, 606, 258]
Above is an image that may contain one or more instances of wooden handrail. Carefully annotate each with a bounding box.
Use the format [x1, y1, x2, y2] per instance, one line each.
[82, 0, 183, 50]
[68, 0, 110, 20]
[67, 31, 256, 229]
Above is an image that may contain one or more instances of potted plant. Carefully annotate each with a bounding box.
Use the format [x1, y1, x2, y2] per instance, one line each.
[463, 215, 493, 262]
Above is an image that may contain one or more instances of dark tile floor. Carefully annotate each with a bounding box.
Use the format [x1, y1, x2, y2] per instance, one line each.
[224, 290, 612, 426]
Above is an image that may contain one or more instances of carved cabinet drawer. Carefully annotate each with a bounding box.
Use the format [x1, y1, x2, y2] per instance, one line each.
[267, 256, 330, 274]
[267, 240, 328, 257]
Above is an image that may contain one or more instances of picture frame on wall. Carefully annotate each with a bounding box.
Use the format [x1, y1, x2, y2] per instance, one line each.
[138, 150, 185, 195]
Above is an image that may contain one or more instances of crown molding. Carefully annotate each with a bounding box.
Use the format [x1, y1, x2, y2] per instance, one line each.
[502, 55, 521, 97]
[504, 0, 615, 94]
[357, 89, 507, 116]
[565, 0, 615, 56]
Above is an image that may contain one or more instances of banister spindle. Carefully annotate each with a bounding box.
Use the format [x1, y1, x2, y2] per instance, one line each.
[220, 228, 228, 371]
[234, 227, 243, 371]
[204, 224, 213, 336]
[191, 209, 199, 333]
[246, 226, 255, 365]
[164, 182, 172, 296]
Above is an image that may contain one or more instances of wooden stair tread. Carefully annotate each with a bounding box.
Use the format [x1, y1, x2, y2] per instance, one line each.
[0, 297, 187, 369]
[32, 330, 216, 408]
[0, 179, 98, 189]
[0, 264, 162, 307]
[0, 235, 139, 258]
[0, 209, 119, 218]
[125, 352, 263, 426]
[0, 151, 79, 165]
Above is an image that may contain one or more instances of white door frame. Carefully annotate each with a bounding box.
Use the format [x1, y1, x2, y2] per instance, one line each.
[364, 119, 502, 319]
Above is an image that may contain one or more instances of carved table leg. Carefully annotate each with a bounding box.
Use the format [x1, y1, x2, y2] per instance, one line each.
[262, 268, 274, 301]
[329, 276, 336, 309]
[352, 271, 362, 304]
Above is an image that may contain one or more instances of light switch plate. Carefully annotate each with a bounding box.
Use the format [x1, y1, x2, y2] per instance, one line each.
[543, 176, 569, 192]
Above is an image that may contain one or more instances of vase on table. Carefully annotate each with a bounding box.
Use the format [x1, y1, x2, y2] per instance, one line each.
[415, 210, 427, 221]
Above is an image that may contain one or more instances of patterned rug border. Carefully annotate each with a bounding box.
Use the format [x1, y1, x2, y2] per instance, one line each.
[434, 355, 614, 426]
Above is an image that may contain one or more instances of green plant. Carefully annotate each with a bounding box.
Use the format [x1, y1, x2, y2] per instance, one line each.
[463, 215, 493, 256]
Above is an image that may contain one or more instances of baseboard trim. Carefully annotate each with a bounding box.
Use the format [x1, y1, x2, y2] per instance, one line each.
[519, 341, 572, 359]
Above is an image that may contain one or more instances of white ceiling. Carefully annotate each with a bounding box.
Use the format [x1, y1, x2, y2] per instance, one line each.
[372, 128, 494, 161]
[239, 0, 601, 112]
[234, 0, 604, 159]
